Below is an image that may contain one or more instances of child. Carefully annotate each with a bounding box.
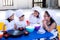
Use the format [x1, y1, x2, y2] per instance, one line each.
[43, 11, 58, 40]
[29, 6, 46, 40]
[3, 10, 16, 39]
[15, 9, 29, 35]
[29, 6, 41, 25]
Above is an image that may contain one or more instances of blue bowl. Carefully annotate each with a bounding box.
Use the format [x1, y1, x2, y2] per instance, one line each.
[26, 26, 35, 32]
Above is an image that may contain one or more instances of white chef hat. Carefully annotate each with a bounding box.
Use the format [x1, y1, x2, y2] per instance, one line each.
[32, 6, 41, 14]
[6, 10, 14, 19]
[15, 9, 24, 18]
[45, 10, 55, 18]
[45, 10, 56, 21]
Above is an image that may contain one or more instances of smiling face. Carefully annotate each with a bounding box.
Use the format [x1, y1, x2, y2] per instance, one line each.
[9, 14, 14, 20]
[33, 10, 39, 17]
[44, 11, 50, 21]
[19, 15, 24, 21]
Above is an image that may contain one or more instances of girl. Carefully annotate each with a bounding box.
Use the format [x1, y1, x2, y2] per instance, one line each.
[15, 9, 29, 35]
[29, 6, 41, 25]
[3, 10, 16, 39]
[15, 10, 27, 29]
[43, 11, 58, 40]
[29, 6, 46, 40]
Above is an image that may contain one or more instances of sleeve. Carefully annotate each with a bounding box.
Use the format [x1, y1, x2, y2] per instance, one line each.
[37, 14, 44, 24]
[37, 21, 46, 34]
[29, 15, 33, 23]
[24, 21, 27, 27]
[3, 20, 8, 25]
[14, 21, 18, 27]
[37, 18, 41, 24]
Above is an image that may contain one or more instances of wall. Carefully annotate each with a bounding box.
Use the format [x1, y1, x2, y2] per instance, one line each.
[46, 0, 59, 7]
[58, 0, 60, 7]
[0, 0, 60, 10]
[16, 0, 32, 9]
[0, 0, 32, 10]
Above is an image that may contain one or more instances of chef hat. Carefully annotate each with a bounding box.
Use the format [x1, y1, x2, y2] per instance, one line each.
[6, 10, 14, 19]
[32, 6, 41, 14]
[15, 9, 24, 18]
[45, 10, 55, 18]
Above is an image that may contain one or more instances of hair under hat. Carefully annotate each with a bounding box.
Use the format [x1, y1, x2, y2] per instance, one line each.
[32, 6, 41, 14]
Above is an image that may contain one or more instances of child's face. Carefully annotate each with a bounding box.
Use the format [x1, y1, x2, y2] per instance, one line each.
[44, 13, 50, 21]
[33, 10, 39, 17]
[19, 15, 24, 21]
[9, 14, 14, 20]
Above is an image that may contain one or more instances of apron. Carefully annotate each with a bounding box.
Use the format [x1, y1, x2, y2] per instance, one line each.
[4, 20, 15, 31]
[15, 20, 27, 29]
[29, 15, 40, 25]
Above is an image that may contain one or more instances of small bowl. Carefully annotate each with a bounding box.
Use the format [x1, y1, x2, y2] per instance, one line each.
[35, 26, 40, 31]
[33, 24, 40, 31]
[26, 26, 35, 32]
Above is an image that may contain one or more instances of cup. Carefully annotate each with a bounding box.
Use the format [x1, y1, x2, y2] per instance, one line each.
[0, 32, 3, 38]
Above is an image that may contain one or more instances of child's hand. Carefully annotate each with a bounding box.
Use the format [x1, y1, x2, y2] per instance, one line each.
[43, 20, 47, 27]
[26, 20, 30, 26]
[18, 27, 24, 31]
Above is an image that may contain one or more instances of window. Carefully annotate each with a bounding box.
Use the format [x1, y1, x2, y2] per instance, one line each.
[2, 0, 14, 6]
[33, 0, 46, 8]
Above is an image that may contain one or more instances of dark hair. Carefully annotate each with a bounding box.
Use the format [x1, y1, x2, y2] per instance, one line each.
[45, 11, 50, 17]
[6, 18, 12, 22]
[21, 15, 24, 17]
[45, 11, 56, 26]
[34, 10, 40, 18]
